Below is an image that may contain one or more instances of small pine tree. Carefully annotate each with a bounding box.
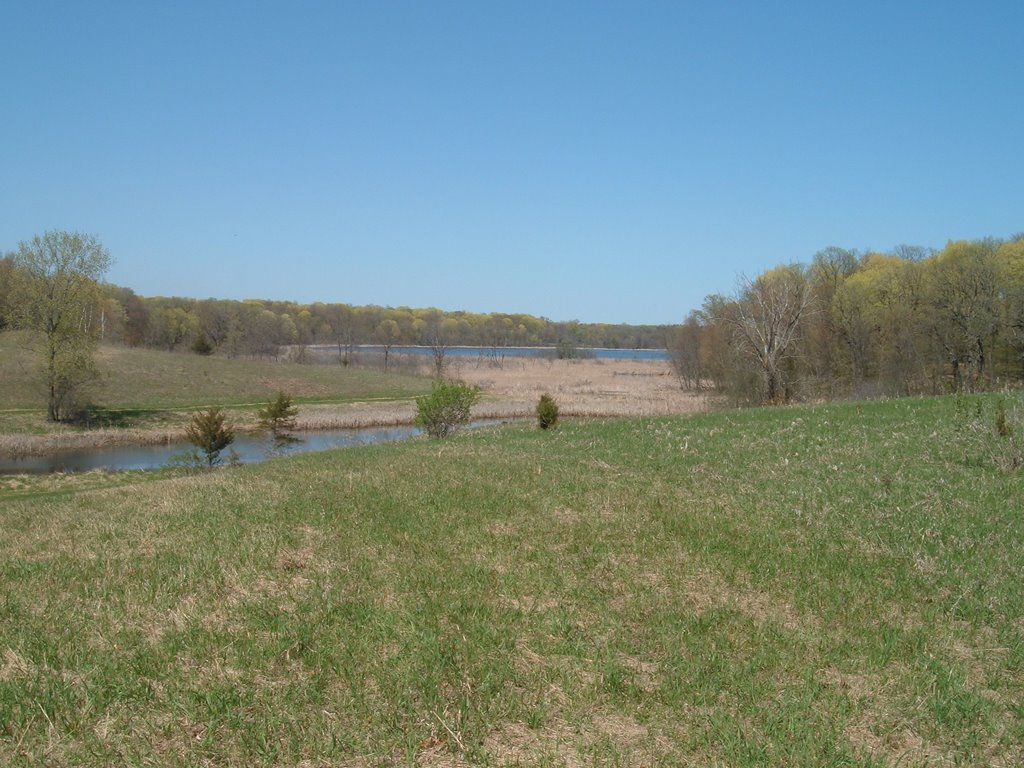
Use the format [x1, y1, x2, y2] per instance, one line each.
[536, 393, 559, 430]
[257, 391, 298, 437]
[185, 407, 235, 466]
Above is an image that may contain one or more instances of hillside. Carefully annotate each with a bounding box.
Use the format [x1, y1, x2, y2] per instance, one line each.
[2, 394, 1022, 765]
[0, 332, 430, 411]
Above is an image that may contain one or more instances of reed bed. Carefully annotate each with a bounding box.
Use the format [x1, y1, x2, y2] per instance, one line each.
[0, 428, 187, 457]
[455, 357, 708, 418]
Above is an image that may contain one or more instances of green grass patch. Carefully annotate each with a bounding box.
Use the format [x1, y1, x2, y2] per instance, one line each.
[1, 394, 1022, 765]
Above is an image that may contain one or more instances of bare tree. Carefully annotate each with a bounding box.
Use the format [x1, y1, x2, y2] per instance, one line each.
[731, 266, 814, 404]
[324, 303, 356, 365]
[374, 319, 401, 371]
[669, 312, 704, 390]
[892, 244, 936, 262]
[427, 318, 450, 380]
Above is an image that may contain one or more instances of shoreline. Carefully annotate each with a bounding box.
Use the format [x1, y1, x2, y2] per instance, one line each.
[0, 399, 699, 457]
[0, 359, 708, 457]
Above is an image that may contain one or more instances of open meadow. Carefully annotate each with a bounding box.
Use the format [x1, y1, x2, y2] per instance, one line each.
[1, 393, 1022, 766]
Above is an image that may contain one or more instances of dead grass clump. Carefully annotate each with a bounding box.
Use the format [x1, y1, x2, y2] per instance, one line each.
[484, 710, 663, 766]
[619, 655, 660, 693]
[551, 506, 580, 525]
[276, 546, 313, 572]
[676, 563, 819, 634]
[498, 595, 560, 614]
[0, 428, 187, 457]
[0, 648, 36, 681]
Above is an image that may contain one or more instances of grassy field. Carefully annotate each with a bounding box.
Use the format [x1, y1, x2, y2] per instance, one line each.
[0, 333, 431, 436]
[1, 394, 1022, 766]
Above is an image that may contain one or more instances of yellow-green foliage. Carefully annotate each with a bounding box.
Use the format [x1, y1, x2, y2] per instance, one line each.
[414, 380, 480, 438]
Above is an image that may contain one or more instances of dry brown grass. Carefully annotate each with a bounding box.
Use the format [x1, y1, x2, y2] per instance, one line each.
[0, 427, 188, 456]
[296, 357, 708, 430]
[454, 356, 707, 419]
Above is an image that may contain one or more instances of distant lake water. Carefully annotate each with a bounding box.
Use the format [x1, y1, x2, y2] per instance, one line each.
[319, 345, 669, 361]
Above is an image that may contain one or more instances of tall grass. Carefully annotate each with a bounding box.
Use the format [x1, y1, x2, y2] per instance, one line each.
[1, 394, 1022, 766]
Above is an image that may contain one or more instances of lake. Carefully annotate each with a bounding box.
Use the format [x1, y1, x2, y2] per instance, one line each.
[317, 345, 669, 361]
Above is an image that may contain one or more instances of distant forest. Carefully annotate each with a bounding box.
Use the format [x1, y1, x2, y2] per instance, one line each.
[671, 235, 1024, 404]
[0, 260, 672, 359]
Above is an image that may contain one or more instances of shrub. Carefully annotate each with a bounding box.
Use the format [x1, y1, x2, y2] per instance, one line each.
[191, 335, 213, 355]
[185, 406, 235, 466]
[536, 393, 559, 430]
[415, 381, 480, 438]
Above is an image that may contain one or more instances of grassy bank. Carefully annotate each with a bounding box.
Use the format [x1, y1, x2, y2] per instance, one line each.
[0, 332, 431, 437]
[1, 395, 1022, 765]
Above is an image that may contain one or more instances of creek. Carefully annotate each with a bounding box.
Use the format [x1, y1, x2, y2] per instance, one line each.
[0, 422, 497, 475]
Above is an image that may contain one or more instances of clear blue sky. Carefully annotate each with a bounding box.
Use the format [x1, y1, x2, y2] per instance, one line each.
[2, 1, 1021, 324]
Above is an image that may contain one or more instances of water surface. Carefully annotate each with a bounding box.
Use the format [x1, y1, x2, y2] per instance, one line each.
[0, 424, 442, 475]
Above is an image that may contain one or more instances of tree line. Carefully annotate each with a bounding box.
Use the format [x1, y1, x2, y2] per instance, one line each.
[670, 235, 1024, 404]
[0, 267, 670, 361]
[1, 231, 673, 420]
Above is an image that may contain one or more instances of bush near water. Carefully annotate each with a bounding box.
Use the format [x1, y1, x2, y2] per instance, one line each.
[414, 380, 481, 438]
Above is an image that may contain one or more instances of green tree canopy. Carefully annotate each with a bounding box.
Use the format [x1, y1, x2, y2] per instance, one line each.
[12, 231, 112, 421]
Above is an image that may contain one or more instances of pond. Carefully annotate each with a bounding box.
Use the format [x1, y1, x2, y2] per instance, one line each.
[0, 423, 497, 475]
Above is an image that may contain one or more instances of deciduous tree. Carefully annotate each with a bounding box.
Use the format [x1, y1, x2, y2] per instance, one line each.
[731, 265, 813, 404]
[374, 319, 401, 371]
[0, 254, 17, 330]
[12, 231, 112, 421]
[924, 240, 1001, 391]
[669, 312, 705, 390]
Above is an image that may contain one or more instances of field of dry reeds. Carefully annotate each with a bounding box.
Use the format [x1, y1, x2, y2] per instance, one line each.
[451, 355, 708, 418]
